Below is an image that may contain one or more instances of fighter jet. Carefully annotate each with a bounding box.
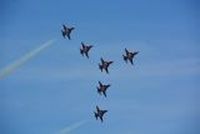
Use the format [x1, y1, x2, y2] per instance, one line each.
[98, 58, 113, 74]
[80, 42, 93, 58]
[123, 48, 139, 65]
[61, 24, 75, 40]
[94, 106, 108, 122]
[96, 81, 111, 97]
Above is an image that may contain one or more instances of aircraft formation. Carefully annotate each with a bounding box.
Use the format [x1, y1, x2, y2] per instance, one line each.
[61, 24, 139, 123]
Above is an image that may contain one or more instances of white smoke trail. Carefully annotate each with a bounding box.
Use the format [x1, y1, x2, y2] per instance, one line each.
[58, 120, 87, 134]
[0, 39, 56, 79]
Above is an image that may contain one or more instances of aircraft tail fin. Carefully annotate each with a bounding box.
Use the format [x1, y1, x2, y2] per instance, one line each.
[98, 64, 103, 72]
[94, 112, 98, 120]
[61, 30, 66, 38]
[97, 87, 101, 95]
[80, 48, 84, 55]
[123, 55, 128, 62]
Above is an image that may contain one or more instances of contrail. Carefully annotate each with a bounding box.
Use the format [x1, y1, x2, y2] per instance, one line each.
[58, 120, 87, 134]
[0, 39, 56, 79]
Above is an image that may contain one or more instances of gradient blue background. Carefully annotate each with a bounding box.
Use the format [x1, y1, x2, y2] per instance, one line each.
[0, 0, 199, 134]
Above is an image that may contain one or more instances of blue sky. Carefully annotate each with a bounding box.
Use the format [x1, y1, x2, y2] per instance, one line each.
[0, 0, 199, 134]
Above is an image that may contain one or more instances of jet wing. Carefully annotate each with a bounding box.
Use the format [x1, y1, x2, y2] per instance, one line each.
[129, 58, 133, 65]
[102, 110, 108, 115]
[133, 51, 139, 56]
[63, 25, 67, 31]
[96, 106, 100, 112]
[81, 42, 85, 48]
[85, 51, 89, 58]
[67, 34, 71, 40]
[103, 91, 107, 97]
[125, 48, 129, 55]
[100, 116, 103, 122]
[109, 61, 113, 65]
[105, 67, 109, 74]
[100, 58, 104, 64]
[106, 84, 111, 89]
[88, 45, 93, 50]
[98, 81, 103, 87]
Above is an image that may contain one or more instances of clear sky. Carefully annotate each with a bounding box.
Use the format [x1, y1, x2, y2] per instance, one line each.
[0, 0, 199, 134]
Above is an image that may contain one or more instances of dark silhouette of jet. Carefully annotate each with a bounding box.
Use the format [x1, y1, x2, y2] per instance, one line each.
[94, 106, 108, 122]
[80, 42, 93, 58]
[123, 48, 139, 65]
[61, 24, 75, 40]
[96, 81, 111, 97]
[98, 58, 113, 74]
